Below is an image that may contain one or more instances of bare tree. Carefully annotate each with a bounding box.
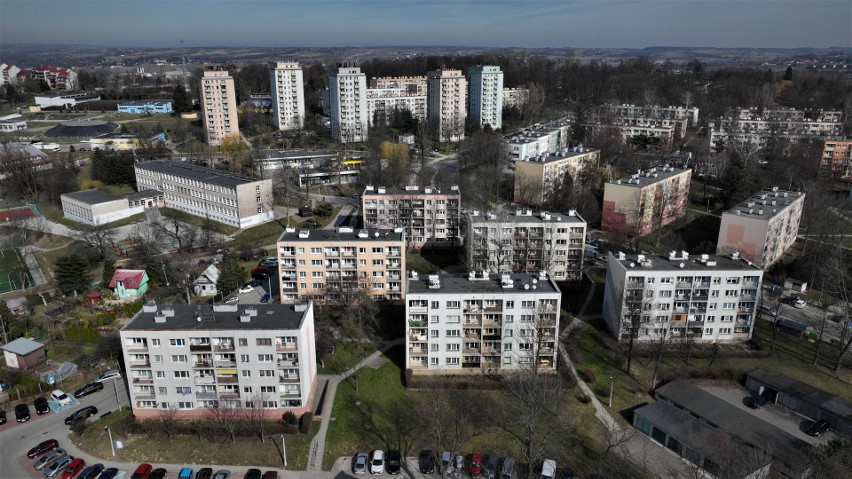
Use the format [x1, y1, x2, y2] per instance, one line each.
[157, 403, 180, 444]
[649, 326, 673, 390]
[418, 389, 487, 478]
[244, 393, 272, 443]
[73, 225, 117, 261]
[601, 424, 634, 460]
[205, 399, 244, 443]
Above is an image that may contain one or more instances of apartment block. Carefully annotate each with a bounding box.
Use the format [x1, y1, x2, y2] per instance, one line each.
[708, 107, 842, 150]
[819, 139, 852, 179]
[513, 147, 600, 206]
[505, 118, 574, 162]
[200, 69, 239, 146]
[427, 69, 467, 142]
[468, 65, 503, 130]
[270, 62, 305, 131]
[366, 87, 426, 127]
[361, 185, 462, 250]
[597, 104, 699, 139]
[716, 186, 805, 268]
[405, 271, 561, 373]
[602, 251, 764, 343]
[134, 160, 273, 228]
[602, 166, 691, 238]
[252, 149, 339, 176]
[502, 87, 529, 109]
[276, 227, 406, 303]
[370, 76, 428, 95]
[328, 64, 368, 143]
[467, 210, 586, 281]
[119, 301, 317, 419]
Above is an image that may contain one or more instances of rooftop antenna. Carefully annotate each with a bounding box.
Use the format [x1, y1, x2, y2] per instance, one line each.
[181, 39, 189, 92]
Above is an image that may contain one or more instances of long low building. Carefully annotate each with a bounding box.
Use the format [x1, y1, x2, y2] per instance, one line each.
[61, 189, 164, 225]
[134, 160, 274, 228]
[116, 100, 173, 114]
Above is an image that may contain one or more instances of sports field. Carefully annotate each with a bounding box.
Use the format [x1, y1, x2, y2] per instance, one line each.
[0, 248, 33, 294]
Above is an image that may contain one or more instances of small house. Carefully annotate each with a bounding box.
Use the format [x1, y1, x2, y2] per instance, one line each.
[1, 337, 46, 369]
[783, 279, 808, 294]
[193, 264, 220, 297]
[109, 269, 149, 300]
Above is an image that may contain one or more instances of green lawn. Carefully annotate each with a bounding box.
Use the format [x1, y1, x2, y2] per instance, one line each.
[405, 252, 441, 274]
[637, 210, 720, 254]
[159, 207, 239, 235]
[0, 248, 33, 293]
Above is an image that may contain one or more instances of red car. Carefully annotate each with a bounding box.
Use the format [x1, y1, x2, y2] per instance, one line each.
[27, 439, 60, 459]
[131, 464, 153, 479]
[469, 453, 483, 476]
[61, 458, 86, 479]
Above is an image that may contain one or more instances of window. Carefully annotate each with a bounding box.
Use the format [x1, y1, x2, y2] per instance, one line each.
[506, 301, 515, 308]
[240, 354, 250, 363]
[446, 344, 460, 351]
[243, 386, 253, 394]
[311, 271, 324, 278]
[430, 315, 440, 323]
[259, 370, 275, 377]
[153, 355, 163, 363]
[256, 338, 272, 346]
[447, 301, 460, 309]
[311, 259, 322, 266]
[430, 344, 439, 352]
[311, 247, 321, 254]
[446, 315, 460, 324]
[723, 303, 736, 310]
[261, 386, 276, 393]
[239, 338, 248, 346]
[725, 290, 739, 297]
[660, 277, 673, 284]
[177, 402, 193, 410]
[156, 371, 165, 378]
[431, 301, 440, 309]
[430, 330, 439, 338]
[171, 355, 187, 363]
[157, 386, 167, 395]
[257, 354, 273, 362]
[169, 339, 186, 346]
[520, 314, 535, 323]
[503, 357, 512, 364]
[659, 291, 673, 298]
[151, 339, 161, 347]
[176, 387, 191, 395]
[721, 315, 734, 322]
[242, 370, 251, 377]
[446, 358, 460, 365]
[521, 301, 535, 308]
[430, 358, 439, 365]
[372, 247, 383, 253]
[719, 328, 731, 335]
[173, 371, 189, 378]
[446, 330, 460, 337]
[503, 343, 513, 351]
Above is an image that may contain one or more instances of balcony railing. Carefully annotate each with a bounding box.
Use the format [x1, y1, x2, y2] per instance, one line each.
[126, 345, 148, 353]
[132, 377, 153, 384]
[190, 344, 212, 351]
[129, 361, 151, 368]
[215, 376, 239, 384]
[195, 392, 218, 400]
[276, 343, 298, 351]
[194, 376, 215, 385]
[279, 375, 300, 383]
[213, 344, 235, 352]
[214, 360, 236, 368]
[278, 359, 299, 368]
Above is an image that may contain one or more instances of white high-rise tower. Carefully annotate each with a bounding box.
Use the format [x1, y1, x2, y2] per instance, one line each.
[271, 62, 305, 131]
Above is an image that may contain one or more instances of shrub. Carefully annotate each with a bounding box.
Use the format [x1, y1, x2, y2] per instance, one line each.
[581, 369, 596, 383]
[578, 393, 592, 404]
[299, 412, 313, 433]
[282, 411, 298, 426]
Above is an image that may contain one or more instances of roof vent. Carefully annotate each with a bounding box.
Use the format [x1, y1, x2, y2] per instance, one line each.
[377, 186, 386, 194]
[428, 275, 441, 289]
[410, 271, 419, 280]
[285, 227, 296, 233]
[160, 307, 175, 317]
[358, 230, 368, 238]
[405, 185, 418, 191]
[298, 230, 310, 239]
[213, 303, 239, 312]
[154, 313, 167, 323]
[143, 300, 158, 313]
[501, 274, 513, 288]
[679, 263, 685, 268]
[293, 303, 308, 313]
[617, 251, 626, 260]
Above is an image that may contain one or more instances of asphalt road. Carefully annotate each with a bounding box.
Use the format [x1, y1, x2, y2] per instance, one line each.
[766, 297, 850, 344]
[0, 378, 131, 479]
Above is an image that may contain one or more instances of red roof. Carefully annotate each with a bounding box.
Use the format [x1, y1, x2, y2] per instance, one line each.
[109, 269, 146, 289]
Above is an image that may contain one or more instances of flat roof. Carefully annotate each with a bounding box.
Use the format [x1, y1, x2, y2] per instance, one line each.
[610, 252, 763, 272]
[633, 401, 727, 458]
[515, 148, 599, 165]
[655, 379, 810, 466]
[407, 273, 561, 296]
[607, 165, 691, 188]
[62, 189, 122, 205]
[723, 187, 804, 221]
[135, 160, 263, 188]
[0, 337, 44, 355]
[124, 189, 163, 201]
[123, 303, 309, 331]
[362, 186, 460, 197]
[747, 368, 852, 418]
[117, 101, 170, 106]
[256, 149, 338, 160]
[278, 228, 404, 243]
[469, 210, 586, 225]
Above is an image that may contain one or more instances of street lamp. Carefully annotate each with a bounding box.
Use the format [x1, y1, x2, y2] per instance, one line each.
[112, 377, 121, 412]
[280, 433, 288, 468]
[105, 426, 115, 456]
[608, 376, 614, 408]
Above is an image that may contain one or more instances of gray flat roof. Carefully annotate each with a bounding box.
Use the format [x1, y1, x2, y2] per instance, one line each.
[469, 211, 586, 225]
[256, 149, 338, 160]
[747, 368, 852, 419]
[118, 101, 170, 106]
[278, 228, 404, 242]
[62, 189, 121, 205]
[610, 252, 763, 272]
[362, 186, 460, 197]
[515, 148, 599, 165]
[136, 160, 263, 188]
[633, 401, 727, 458]
[1, 337, 44, 355]
[607, 166, 690, 188]
[407, 273, 561, 295]
[124, 190, 163, 201]
[123, 304, 309, 331]
[723, 187, 804, 221]
[655, 379, 810, 466]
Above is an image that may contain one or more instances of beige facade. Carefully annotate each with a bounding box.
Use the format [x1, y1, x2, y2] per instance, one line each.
[361, 185, 462, 250]
[366, 87, 426, 126]
[427, 69, 467, 142]
[276, 228, 406, 303]
[467, 210, 587, 281]
[200, 69, 239, 146]
[271, 62, 305, 131]
[370, 76, 428, 95]
[716, 187, 805, 268]
[513, 147, 600, 206]
[602, 166, 692, 239]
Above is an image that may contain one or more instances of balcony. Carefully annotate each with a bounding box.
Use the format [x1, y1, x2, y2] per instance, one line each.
[126, 344, 148, 353]
[278, 359, 299, 368]
[195, 392, 218, 400]
[463, 347, 481, 355]
[129, 361, 151, 368]
[194, 376, 215, 385]
[409, 305, 428, 314]
[409, 320, 428, 327]
[133, 392, 156, 400]
[219, 392, 240, 400]
[409, 347, 427, 355]
[131, 377, 153, 384]
[276, 343, 298, 352]
[193, 361, 213, 368]
[213, 344, 235, 352]
[279, 374, 300, 383]
[215, 375, 239, 384]
[190, 344, 212, 352]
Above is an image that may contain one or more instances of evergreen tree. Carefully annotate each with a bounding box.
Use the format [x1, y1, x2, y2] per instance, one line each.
[216, 259, 247, 296]
[102, 256, 116, 286]
[55, 254, 91, 296]
[784, 66, 793, 81]
[0, 301, 14, 340]
[172, 85, 192, 113]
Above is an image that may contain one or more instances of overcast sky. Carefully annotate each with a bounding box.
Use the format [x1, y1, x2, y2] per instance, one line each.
[2, 0, 850, 49]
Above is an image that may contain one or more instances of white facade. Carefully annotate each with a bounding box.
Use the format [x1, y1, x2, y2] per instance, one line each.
[119, 302, 317, 419]
[468, 66, 503, 130]
[708, 107, 843, 150]
[602, 251, 764, 343]
[328, 65, 368, 143]
[406, 272, 561, 373]
[427, 69, 467, 142]
[271, 62, 305, 131]
[366, 87, 427, 126]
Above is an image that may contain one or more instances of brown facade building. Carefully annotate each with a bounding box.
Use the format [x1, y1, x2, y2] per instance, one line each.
[602, 166, 692, 239]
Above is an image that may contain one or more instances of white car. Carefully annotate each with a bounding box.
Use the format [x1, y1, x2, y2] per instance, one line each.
[51, 390, 72, 407]
[371, 450, 385, 475]
[239, 284, 254, 294]
[794, 299, 806, 309]
[95, 370, 122, 383]
[225, 297, 239, 304]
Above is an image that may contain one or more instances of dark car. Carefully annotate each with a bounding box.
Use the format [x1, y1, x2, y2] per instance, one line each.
[0, 410, 6, 425]
[747, 396, 767, 409]
[131, 463, 153, 479]
[149, 468, 167, 479]
[386, 450, 402, 475]
[243, 470, 261, 479]
[483, 455, 499, 479]
[195, 469, 213, 479]
[418, 450, 436, 474]
[73, 382, 104, 399]
[35, 396, 50, 415]
[65, 405, 98, 425]
[28, 439, 60, 458]
[261, 472, 277, 479]
[99, 468, 120, 479]
[16, 403, 31, 422]
[806, 419, 830, 437]
[78, 463, 105, 479]
[248, 280, 262, 287]
[260, 293, 271, 303]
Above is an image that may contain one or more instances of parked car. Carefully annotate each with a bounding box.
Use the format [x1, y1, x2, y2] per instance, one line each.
[441, 451, 452, 474]
[0, 378, 8, 391]
[95, 370, 122, 383]
[51, 390, 73, 407]
[242, 469, 261, 479]
[759, 304, 778, 316]
[371, 450, 385, 475]
[212, 470, 230, 479]
[99, 468, 120, 479]
[74, 382, 104, 398]
[806, 419, 830, 437]
[195, 469, 213, 479]
[747, 396, 767, 409]
[261, 472, 277, 479]
[500, 457, 517, 479]
[260, 293, 271, 303]
[44, 455, 74, 477]
[60, 458, 85, 479]
[0, 410, 6, 425]
[28, 439, 60, 458]
[178, 468, 194, 479]
[386, 450, 402, 475]
[541, 459, 556, 479]
[34, 449, 66, 470]
[418, 450, 436, 474]
[354, 452, 369, 475]
[225, 297, 239, 304]
[483, 455, 499, 479]
[149, 469, 167, 479]
[794, 299, 807, 309]
[65, 406, 98, 425]
[239, 284, 254, 294]
[35, 397, 50, 415]
[78, 463, 105, 479]
[16, 403, 31, 422]
[130, 463, 153, 479]
[248, 280, 262, 287]
[470, 452, 483, 476]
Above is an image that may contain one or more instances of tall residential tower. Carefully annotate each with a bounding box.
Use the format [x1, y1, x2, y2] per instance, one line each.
[271, 62, 305, 131]
[328, 64, 368, 143]
[427, 69, 467, 143]
[200, 68, 239, 146]
[468, 65, 503, 130]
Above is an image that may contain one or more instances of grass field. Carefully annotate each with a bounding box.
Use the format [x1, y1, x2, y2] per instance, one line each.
[0, 248, 33, 293]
